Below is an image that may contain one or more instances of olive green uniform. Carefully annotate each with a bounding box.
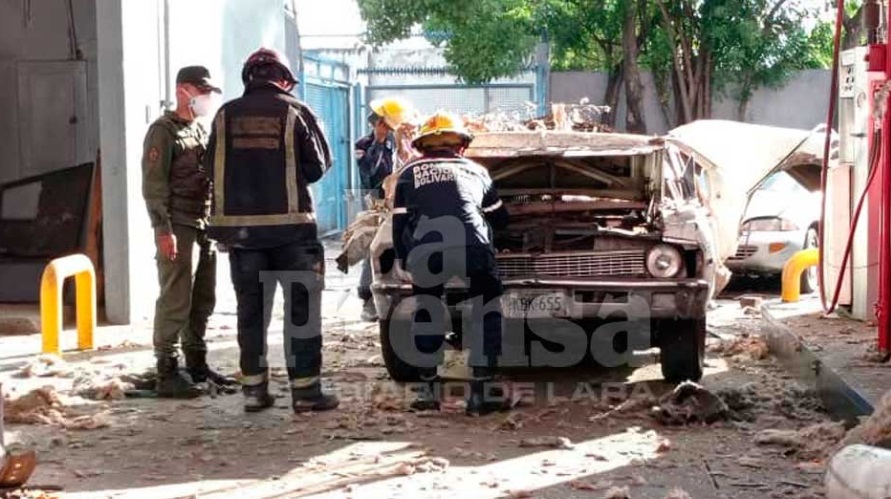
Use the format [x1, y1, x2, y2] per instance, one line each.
[141, 111, 216, 362]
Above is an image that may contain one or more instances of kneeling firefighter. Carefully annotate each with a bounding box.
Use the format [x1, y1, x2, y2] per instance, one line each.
[205, 48, 339, 413]
[391, 112, 510, 416]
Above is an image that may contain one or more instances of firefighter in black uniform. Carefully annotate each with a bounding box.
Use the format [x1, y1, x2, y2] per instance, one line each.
[205, 48, 339, 413]
[391, 112, 510, 416]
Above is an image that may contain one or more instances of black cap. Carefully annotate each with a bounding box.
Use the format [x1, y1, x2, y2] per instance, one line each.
[176, 66, 222, 94]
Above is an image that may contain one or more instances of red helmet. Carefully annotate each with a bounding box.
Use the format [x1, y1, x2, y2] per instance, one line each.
[241, 47, 297, 85]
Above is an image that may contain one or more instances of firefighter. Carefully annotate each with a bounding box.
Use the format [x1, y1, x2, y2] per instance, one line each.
[391, 111, 510, 416]
[205, 48, 339, 413]
[354, 97, 414, 322]
[141, 65, 235, 399]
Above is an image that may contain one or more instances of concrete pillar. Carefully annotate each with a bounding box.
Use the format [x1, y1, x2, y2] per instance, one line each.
[95, 0, 163, 324]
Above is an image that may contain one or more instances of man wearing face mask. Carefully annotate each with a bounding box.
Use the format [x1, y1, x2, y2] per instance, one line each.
[142, 65, 235, 398]
[205, 48, 337, 413]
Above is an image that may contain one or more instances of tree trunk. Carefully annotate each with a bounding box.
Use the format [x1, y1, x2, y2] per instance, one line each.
[623, 2, 647, 133]
[602, 61, 625, 129]
[843, 4, 865, 49]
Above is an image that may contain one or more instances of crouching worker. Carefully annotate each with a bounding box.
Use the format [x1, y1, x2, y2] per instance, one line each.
[205, 48, 339, 414]
[391, 112, 510, 416]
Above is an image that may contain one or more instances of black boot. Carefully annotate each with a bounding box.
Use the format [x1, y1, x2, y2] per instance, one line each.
[465, 367, 510, 416]
[410, 370, 441, 412]
[185, 351, 237, 386]
[243, 382, 276, 413]
[291, 382, 340, 413]
[156, 356, 203, 399]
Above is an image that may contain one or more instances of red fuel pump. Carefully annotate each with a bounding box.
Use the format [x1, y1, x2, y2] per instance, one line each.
[821, 0, 891, 360]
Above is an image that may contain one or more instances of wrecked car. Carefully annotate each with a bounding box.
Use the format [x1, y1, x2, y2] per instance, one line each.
[354, 121, 833, 384]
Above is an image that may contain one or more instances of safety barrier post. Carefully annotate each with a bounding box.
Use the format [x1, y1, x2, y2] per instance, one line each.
[781, 249, 820, 303]
[40, 254, 96, 354]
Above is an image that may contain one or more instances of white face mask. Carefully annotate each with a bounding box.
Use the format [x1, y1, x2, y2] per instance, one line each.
[189, 93, 219, 117]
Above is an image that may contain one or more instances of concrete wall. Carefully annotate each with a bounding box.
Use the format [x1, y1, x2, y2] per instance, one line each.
[0, 0, 99, 184]
[550, 69, 832, 134]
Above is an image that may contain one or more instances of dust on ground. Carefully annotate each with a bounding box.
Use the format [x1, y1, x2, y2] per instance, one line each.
[0, 267, 849, 499]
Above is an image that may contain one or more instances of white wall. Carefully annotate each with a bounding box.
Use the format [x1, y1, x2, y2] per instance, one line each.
[0, 0, 99, 184]
[550, 69, 832, 134]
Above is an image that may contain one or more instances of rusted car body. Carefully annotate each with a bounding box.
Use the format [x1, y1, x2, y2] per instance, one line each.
[364, 121, 833, 383]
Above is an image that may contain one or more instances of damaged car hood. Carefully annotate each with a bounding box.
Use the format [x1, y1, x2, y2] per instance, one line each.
[666, 120, 836, 262]
[667, 120, 835, 195]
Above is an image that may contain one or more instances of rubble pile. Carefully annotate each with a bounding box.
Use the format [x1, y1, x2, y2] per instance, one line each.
[14, 355, 73, 379]
[462, 101, 612, 134]
[72, 372, 135, 401]
[652, 382, 730, 425]
[838, 389, 891, 450]
[755, 422, 847, 460]
[3, 386, 109, 430]
[707, 333, 770, 362]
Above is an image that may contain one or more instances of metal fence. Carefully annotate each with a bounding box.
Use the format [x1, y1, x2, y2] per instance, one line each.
[299, 56, 353, 236]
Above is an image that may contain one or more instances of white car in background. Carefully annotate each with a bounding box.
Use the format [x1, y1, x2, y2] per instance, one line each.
[726, 171, 821, 293]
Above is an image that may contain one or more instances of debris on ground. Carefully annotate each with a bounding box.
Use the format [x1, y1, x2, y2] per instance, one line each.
[755, 422, 847, 460]
[652, 382, 729, 425]
[72, 373, 135, 401]
[603, 485, 631, 498]
[370, 383, 406, 412]
[664, 488, 693, 499]
[14, 355, 73, 379]
[3, 386, 109, 430]
[518, 436, 575, 450]
[837, 389, 891, 450]
[569, 480, 608, 491]
[707, 334, 770, 362]
[589, 396, 658, 422]
[739, 296, 764, 309]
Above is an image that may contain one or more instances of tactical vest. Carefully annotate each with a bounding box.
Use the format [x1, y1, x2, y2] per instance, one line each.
[207, 84, 321, 249]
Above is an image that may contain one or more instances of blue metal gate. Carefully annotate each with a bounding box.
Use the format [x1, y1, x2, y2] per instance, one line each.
[300, 57, 352, 236]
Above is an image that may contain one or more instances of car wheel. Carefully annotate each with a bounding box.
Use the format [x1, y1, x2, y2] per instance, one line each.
[379, 319, 422, 382]
[658, 318, 705, 383]
[800, 226, 819, 294]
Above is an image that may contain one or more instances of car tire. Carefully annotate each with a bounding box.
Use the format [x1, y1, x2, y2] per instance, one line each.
[379, 319, 422, 382]
[800, 226, 819, 295]
[658, 318, 705, 383]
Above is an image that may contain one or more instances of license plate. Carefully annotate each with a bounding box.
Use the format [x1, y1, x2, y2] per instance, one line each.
[504, 291, 567, 318]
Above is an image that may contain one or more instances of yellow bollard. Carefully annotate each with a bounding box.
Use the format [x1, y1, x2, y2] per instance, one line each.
[781, 248, 820, 303]
[40, 254, 96, 354]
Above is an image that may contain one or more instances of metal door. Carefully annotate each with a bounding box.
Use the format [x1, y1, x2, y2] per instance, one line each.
[304, 82, 350, 235]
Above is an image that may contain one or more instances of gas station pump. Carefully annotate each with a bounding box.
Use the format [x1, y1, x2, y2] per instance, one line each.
[823, 0, 891, 360]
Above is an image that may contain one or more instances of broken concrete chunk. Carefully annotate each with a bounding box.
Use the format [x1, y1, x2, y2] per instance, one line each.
[739, 296, 764, 309]
[837, 389, 891, 451]
[519, 436, 575, 450]
[652, 381, 729, 425]
[603, 486, 631, 498]
[664, 488, 693, 499]
[755, 422, 846, 460]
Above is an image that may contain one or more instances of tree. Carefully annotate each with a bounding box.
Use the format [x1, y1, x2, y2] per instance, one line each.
[357, 0, 834, 130]
[358, 0, 641, 128]
[647, 0, 831, 125]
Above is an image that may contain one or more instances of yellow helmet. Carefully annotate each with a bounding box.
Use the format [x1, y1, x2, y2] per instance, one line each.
[412, 111, 474, 149]
[369, 97, 413, 130]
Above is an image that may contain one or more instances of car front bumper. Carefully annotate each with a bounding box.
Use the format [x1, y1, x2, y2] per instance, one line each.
[726, 230, 806, 274]
[372, 278, 710, 322]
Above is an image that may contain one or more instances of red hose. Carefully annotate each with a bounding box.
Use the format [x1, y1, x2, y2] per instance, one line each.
[818, 0, 849, 314]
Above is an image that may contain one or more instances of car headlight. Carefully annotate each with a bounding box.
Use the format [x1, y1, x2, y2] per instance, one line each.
[741, 217, 798, 232]
[647, 244, 683, 278]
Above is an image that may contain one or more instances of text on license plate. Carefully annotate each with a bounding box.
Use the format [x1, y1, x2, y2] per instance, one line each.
[505, 292, 566, 316]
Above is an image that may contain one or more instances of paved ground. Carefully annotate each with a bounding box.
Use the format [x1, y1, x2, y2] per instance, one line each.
[0, 257, 843, 499]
